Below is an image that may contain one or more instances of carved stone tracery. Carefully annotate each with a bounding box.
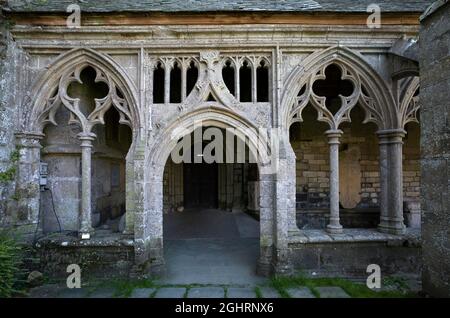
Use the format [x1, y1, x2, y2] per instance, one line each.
[38, 64, 133, 134]
[399, 76, 420, 128]
[289, 61, 379, 130]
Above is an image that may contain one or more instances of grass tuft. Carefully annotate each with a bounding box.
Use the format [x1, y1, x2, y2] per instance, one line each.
[270, 275, 417, 298]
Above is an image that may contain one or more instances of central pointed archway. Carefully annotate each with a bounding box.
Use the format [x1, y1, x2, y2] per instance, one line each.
[161, 125, 262, 284]
[138, 107, 277, 277]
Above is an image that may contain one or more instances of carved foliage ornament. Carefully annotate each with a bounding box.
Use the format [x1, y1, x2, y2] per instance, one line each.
[38, 64, 132, 133]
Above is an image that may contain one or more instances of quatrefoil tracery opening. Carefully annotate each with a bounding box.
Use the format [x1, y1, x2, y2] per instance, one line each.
[312, 64, 354, 115]
[67, 66, 110, 118]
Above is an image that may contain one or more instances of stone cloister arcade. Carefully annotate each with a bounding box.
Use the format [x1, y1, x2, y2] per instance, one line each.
[13, 42, 421, 276]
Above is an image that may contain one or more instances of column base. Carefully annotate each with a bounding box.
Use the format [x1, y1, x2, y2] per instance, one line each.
[78, 228, 94, 240]
[378, 223, 406, 235]
[326, 224, 343, 234]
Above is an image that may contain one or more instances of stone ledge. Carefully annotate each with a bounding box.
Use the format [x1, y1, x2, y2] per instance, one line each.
[35, 231, 134, 248]
[288, 228, 421, 246]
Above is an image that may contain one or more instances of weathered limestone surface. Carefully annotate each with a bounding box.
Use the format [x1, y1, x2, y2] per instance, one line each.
[0, 9, 38, 238]
[0, 0, 429, 279]
[289, 228, 421, 277]
[420, 1, 450, 298]
[35, 232, 135, 278]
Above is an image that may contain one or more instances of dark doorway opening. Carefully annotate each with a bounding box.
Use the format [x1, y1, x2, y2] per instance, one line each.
[183, 162, 218, 208]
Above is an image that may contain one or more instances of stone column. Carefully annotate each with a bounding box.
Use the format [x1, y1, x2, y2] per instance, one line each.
[377, 132, 389, 233]
[124, 140, 145, 235]
[164, 67, 170, 104]
[140, 163, 166, 276]
[78, 132, 96, 239]
[269, 138, 293, 275]
[377, 129, 406, 235]
[124, 159, 135, 234]
[285, 138, 298, 234]
[14, 132, 44, 239]
[257, 170, 274, 276]
[325, 129, 343, 234]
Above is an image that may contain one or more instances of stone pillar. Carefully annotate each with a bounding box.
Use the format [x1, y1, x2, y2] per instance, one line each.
[377, 129, 406, 235]
[257, 170, 274, 276]
[135, 162, 165, 276]
[325, 129, 343, 234]
[124, 159, 135, 234]
[164, 66, 170, 104]
[14, 132, 44, 238]
[78, 132, 96, 239]
[270, 138, 293, 275]
[124, 140, 145, 235]
[377, 132, 389, 233]
[285, 139, 298, 234]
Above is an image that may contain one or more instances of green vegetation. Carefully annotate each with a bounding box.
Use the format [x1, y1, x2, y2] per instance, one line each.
[0, 148, 20, 183]
[270, 275, 417, 298]
[93, 278, 156, 297]
[0, 166, 16, 183]
[79, 274, 418, 298]
[254, 286, 262, 298]
[0, 230, 27, 297]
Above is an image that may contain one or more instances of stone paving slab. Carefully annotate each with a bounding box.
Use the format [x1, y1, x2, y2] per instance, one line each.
[56, 288, 89, 298]
[315, 286, 350, 298]
[154, 287, 186, 298]
[286, 287, 316, 298]
[258, 287, 281, 298]
[227, 287, 256, 298]
[188, 287, 225, 298]
[130, 288, 156, 298]
[89, 288, 116, 298]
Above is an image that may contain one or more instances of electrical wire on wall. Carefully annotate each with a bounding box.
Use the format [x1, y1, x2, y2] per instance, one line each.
[33, 186, 64, 244]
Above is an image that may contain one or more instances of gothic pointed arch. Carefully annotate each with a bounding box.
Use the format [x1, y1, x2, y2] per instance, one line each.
[281, 46, 397, 130]
[398, 76, 420, 128]
[25, 47, 142, 137]
[147, 106, 271, 173]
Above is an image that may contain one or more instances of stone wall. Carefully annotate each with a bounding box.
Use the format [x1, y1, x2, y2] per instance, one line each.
[0, 5, 35, 235]
[420, 1, 450, 298]
[403, 123, 421, 204]
[35, 235, 135, 279]
[289, 234, 421, 278]
[290, 106, 421, 229]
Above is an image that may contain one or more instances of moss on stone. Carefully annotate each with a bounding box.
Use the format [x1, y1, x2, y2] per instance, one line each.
[270, 275, 418, 298]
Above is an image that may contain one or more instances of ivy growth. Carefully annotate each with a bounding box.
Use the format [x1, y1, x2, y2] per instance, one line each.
[0, 230, 27, 297]
[0, 148, 21, 183]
